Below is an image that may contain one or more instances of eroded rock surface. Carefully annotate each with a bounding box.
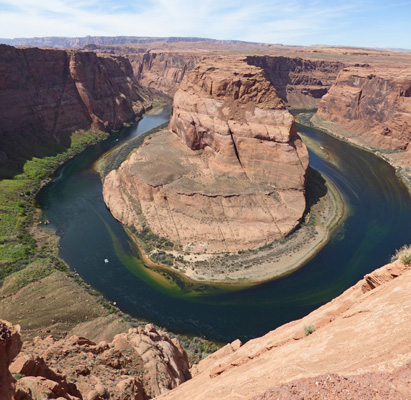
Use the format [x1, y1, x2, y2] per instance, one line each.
[316, 66, 411, 151]
[2, 321, 188, 400]
[104, 57, 309, 253]
[156, 259, 411, 400]
[0, 320, 22, 400]
[132, 51, 200, 95]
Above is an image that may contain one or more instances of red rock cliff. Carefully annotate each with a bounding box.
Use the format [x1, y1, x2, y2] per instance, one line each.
[316, 66, 411, 152]
[103, 57, 309, 253]
[246, 55, 344, 108]
[0, 44, 149, 167]
[132, 51, 200, 95]
[312, 66, 411, 182]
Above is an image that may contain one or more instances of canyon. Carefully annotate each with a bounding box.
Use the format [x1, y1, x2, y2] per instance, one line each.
[1, 37, 411, 400]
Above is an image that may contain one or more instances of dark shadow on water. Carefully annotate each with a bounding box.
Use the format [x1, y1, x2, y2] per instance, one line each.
[305, 167, 328, 211]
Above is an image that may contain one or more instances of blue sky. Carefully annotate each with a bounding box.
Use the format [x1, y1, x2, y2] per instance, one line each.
[1, 0, 410, 49]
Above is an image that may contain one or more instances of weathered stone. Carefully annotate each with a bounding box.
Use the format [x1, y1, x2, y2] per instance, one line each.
[104, 56, 309, 253]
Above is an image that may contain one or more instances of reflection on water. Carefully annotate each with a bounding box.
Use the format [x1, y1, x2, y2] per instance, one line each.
[37, 110, 411, 343]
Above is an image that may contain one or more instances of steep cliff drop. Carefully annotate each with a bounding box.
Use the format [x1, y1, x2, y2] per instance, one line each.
[156, 258, 411, 400]
[103, 56, 309, 254]
[0, 44, 151, 172]
[313, 65, 411, 181]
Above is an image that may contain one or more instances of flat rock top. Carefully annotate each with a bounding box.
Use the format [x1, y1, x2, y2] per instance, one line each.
[127, 129, 274, 196]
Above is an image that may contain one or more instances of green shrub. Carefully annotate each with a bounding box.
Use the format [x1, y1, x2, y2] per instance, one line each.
[391, 245, 411, 265]
[304, 325, 316, 336]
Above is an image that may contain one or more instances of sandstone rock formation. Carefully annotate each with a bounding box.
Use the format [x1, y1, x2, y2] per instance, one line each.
[1, 320, 188, 400]
[103, 57, 309, 253]
[132, 51, 200, 95]
[0, 320, 22, 400]
[0, 44, 150, 168]
[316, 66, 411, 152]
[156, 259, 411, 400]
[246, 56, 344, 108]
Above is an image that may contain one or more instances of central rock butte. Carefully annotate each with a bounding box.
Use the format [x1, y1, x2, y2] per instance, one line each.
[103, 57, 309, 253]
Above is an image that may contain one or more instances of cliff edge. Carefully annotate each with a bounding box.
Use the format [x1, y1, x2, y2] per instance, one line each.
[156, 258, 411, 400]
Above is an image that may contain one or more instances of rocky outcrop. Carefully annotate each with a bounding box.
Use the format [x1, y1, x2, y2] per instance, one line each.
[0, 44, 149, 168]
[103, 56, 309, 253]
[156, 259, 411, 400]
[1, 320, 188, 400]
[246, 56, 344, 108]
[315, 66, 411, 152]
[0, 320, 22, 400]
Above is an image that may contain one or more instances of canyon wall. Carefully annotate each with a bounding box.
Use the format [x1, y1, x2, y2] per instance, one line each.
[128, 52, 344, 105]
[103, 56, 309, 253]
[315, 66, 411, 152]
[131, 51, 200, 95]
[157, 259, 411, 400]
[246, 55, 344, 108]
[0, 44, 149, 168]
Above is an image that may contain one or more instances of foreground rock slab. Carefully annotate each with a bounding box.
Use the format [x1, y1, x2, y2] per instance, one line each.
[155, 259, 411, 400]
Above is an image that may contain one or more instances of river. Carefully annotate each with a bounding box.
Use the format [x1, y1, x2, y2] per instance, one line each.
[36, 108, 411, 343]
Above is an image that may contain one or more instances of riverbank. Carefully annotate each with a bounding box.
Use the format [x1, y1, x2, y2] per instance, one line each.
[0, 105, 220, 363]
[307, 113, 411, 190]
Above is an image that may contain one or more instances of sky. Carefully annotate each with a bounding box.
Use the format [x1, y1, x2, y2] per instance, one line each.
[1, 0, 410, 49]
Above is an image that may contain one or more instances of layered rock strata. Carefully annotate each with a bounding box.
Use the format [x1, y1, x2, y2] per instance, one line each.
[316, 66, 411, 151]
[157, 259, 411, 400]
[314, 66, 411, 179]
[0, 44, 149, 167]
[132, 51, 200, 95]
[246, 56, 344, 108]
[103, 57, 309, 253]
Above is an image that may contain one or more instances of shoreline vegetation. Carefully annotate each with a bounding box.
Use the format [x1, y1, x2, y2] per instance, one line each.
[96, 107, 347, 286]
[0, 104, 221, 362]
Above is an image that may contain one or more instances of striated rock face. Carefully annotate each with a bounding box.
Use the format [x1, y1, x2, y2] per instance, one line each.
[132, 51, 200, 95]
[104, 57, 309, 253]
[156, 259, 411, 400]
[0, 320, 22, 400]
[246, 55, 344, 108]
[0, 44, 148, 167]
[316, 66, 411, 152]
[2, 321, 188, 400]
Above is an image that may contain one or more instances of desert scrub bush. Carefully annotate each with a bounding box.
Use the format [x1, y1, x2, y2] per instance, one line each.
[304, 324, 316, 336]
[391, 245, 411, 265]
